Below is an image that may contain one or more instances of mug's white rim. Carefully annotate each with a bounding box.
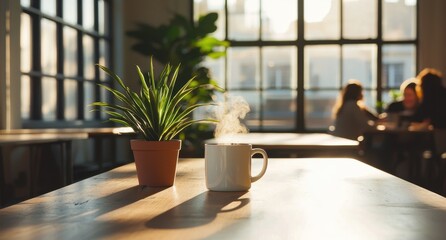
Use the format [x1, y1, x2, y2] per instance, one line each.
[205, 143, 252, 146]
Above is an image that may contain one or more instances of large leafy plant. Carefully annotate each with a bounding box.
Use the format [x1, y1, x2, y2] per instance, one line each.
[92, 59, 218, 141]
[126, 12, 228, 104]
[126, 12, 227, 75]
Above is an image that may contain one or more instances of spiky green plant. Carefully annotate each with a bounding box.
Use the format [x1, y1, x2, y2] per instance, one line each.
[91, 59, 220, 141]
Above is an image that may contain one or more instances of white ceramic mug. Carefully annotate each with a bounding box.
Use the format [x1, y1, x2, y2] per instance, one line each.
[205, 143, 268, 191]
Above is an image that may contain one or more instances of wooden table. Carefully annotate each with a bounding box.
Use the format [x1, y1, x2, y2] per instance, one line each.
[1, 158, 445, 239]
[0, 127, 136, 170]
[0, 127, 134, 136]
[0, 128, 136, 206]
[206, 133, 359, 157]
[0, 133, 88, 206]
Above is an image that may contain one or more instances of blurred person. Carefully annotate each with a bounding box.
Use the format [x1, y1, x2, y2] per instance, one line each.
[331, 80, 379, 140]
[411, 68, 446, 130]
[385, 78, 419, 128]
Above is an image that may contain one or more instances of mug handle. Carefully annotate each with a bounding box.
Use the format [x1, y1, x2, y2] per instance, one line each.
[250, 148, 268, 182]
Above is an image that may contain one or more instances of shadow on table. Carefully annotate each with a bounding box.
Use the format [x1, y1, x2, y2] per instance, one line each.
[0, 185, 166, 232]
[146, 191, 249, 229]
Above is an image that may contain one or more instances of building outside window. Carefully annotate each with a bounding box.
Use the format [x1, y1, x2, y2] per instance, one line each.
[20, 0, 112, 128]
[194, 0, 417, 132]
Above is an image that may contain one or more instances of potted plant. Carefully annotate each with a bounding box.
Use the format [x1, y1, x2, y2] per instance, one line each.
[92, 59, 220, 187]
[126, 12, 229, 155]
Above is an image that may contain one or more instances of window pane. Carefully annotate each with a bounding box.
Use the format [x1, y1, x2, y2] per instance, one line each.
[64, 27, 78, 76]
[382, 44, 416, 88]
[21, 13, 32, 72]
[305, 0, 340, 40]
[343, 0, 377, 39]
[83, 0, 95, 31]
[304, 45, 340, 89]
[262, 46, 297, 89]
[42, 77, 57, 120]
[84, 82, 95, 120]
[194, 0, 225, 39]
[263, 90, 297, 130]
[228, 0, 259, 40]
[99, 39, 109, 80]
[363, 90, 378, 112]
[192, 1, 418, 132]
[227, 91, 260, 131]
[342, 44, 377, 88]
[227, 47, 260, 89]
[202, 55, 225, 88]
[63, 0, 78, 24]
[21, 0, 30, 7]
[41, 19, 57, 75]
[41, 0, 56, 16]
[20, 0, 113, 125]
[21, 76, 31, 120]
[64, 80, 78, 120]
[305, 90, 337, 129]
[83, 35, 95, 80]
[383, 0, 416, 40]
[98, 0, 109, 35]
[382, 89, 398, 111]
[262, 0, 297, 40]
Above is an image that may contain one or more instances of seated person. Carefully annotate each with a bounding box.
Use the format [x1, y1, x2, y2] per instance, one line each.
[411, 68, 446, 130]
[331, 80, 378, 140]
[385, 79, 419, 128]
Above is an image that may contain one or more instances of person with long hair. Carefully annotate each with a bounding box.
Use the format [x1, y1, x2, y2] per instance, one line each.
[331, 80, 378, 140]
[411, 68, 446, 130]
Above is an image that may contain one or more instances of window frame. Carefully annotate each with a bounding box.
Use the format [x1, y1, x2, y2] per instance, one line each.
[193, 0, 418, 132]
[21, 0, 113, 128]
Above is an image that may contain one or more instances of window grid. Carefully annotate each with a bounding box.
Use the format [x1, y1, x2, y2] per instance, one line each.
[194, 0, 418, 132]
[21, 0, 112, 128]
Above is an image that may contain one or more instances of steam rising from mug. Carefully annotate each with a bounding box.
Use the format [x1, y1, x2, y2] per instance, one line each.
[214, 96, 250, 138]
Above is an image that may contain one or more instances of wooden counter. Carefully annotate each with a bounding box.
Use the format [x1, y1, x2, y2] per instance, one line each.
[1, 158, 445, 239]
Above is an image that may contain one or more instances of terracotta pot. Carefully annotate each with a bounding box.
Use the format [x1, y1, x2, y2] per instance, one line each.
[130, 139, 181, 187]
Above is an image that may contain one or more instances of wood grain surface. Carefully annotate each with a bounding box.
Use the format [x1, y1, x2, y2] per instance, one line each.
[1, 158, 445, 240]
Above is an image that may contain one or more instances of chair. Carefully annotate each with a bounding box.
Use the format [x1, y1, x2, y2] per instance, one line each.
[360, 130, 433, 183]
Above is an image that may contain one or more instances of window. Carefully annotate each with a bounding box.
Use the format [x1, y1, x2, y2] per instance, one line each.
[20, 0, 112, 127]
[194, 0, 417, 131]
